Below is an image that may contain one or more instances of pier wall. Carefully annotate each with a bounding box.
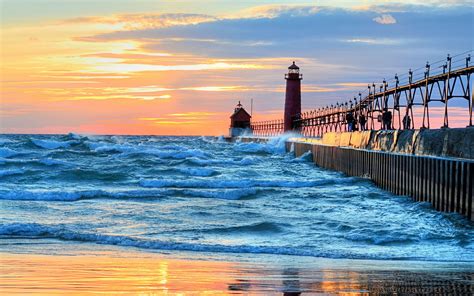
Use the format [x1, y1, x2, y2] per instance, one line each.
[239, 128, 474, 221]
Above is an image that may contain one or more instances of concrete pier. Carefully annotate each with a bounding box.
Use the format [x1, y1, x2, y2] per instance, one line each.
[240, 128, 474, 221]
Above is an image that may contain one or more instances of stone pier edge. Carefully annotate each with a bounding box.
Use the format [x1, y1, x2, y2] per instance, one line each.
[237, 128, 474, 221]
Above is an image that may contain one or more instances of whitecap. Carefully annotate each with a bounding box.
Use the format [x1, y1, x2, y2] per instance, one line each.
[86, 141, 209, 159]
[31, 139, 77, 149]
[233, 132, 299, 155]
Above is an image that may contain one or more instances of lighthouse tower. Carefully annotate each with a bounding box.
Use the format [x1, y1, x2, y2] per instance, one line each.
[284, 61, 302, 132]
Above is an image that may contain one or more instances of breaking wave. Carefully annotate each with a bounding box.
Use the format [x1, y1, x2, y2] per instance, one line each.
[31, 138, 78, 150]
[139, 178, 337, 189]
[0, 222, 470, 261]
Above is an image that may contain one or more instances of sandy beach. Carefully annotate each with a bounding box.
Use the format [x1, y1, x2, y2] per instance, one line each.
[1, 242, 473, 295]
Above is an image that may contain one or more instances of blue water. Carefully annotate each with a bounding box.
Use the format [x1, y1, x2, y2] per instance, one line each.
[0, 133, 473, 261]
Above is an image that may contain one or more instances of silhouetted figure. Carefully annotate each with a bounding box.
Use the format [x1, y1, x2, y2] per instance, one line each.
[403, 114, 411, 129]
[382, 108, 392, 130]
[359, 114, 367, 131]
[353, 118, 359, 131]
[346, 111, 355, 132]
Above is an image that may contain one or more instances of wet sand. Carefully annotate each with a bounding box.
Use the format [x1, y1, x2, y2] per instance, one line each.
[1, 243, 473, 295]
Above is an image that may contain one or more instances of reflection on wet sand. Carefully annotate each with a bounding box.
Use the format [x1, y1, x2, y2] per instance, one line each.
[228, 268, 473, 295]
[1, 252, 472, 295]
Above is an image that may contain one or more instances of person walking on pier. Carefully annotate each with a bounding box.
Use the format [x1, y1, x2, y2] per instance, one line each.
[382, 108, 392, 130]
[403, 114, 411, 129]
[359, 114, 367, 131]
[346, 111, 355, 132]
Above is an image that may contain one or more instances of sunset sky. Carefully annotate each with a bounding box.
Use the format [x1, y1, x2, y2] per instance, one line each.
[1, 0, 472, 135]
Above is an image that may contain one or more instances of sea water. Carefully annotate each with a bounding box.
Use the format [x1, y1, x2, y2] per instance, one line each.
[0, 133, 473, 261]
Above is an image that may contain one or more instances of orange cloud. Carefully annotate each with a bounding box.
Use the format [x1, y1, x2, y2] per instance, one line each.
[61, 13, 217, 30]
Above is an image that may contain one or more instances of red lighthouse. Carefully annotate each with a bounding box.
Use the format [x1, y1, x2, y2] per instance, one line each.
[284, 61, 302, 132]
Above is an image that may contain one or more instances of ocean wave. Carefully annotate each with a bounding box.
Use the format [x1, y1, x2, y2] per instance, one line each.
[233, 133, 297, 154]
[0, 138, 15, 145]
[344, 231, 418, 246]
[290, 150, 313, 162]
[31, 138, 78, 150]
[233, 142, 274, 154]
[0, 189, 169, 202]
[64, 132, 85, 141]
[186, 156, 259, 166]
[155, 144, 189, 150]
[0, 188, 261, 202]
[177, 167, 218, 177]
[0, 157, 75, 167]
[86, 141, 209, 159]
[202, 221, 285, 234]
[0, 223, 319, 257]
[1, 222, 468, 261]
[60, 168, 128, 181]
[38, 158, 75, 167]
[0, 169, 25, 177]
[0, 148, 20, 158]
[181, 188, 258, 200]
[0, 190, 94, 201]
[139, 178, 335, 189]
[200, 135, 227, 144]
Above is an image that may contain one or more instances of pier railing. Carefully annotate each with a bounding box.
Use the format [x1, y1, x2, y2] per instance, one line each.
[251, 52, 473, 137]
[250, 119, 284, 137]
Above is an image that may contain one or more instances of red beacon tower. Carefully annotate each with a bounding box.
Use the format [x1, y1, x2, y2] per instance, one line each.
[229, 101, 252, 137]
[284, 61, 302, 132]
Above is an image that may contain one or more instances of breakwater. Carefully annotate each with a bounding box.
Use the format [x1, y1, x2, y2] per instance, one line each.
[240, 128, 474, 221]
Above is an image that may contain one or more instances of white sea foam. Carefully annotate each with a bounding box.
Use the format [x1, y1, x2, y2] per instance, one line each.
[291, 150, 313, 162]
[233, 132, 298, 154]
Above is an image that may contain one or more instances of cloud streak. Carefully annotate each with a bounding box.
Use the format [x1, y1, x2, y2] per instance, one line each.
[373, 14, 397, 24]
[62, 13, 217, 30]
